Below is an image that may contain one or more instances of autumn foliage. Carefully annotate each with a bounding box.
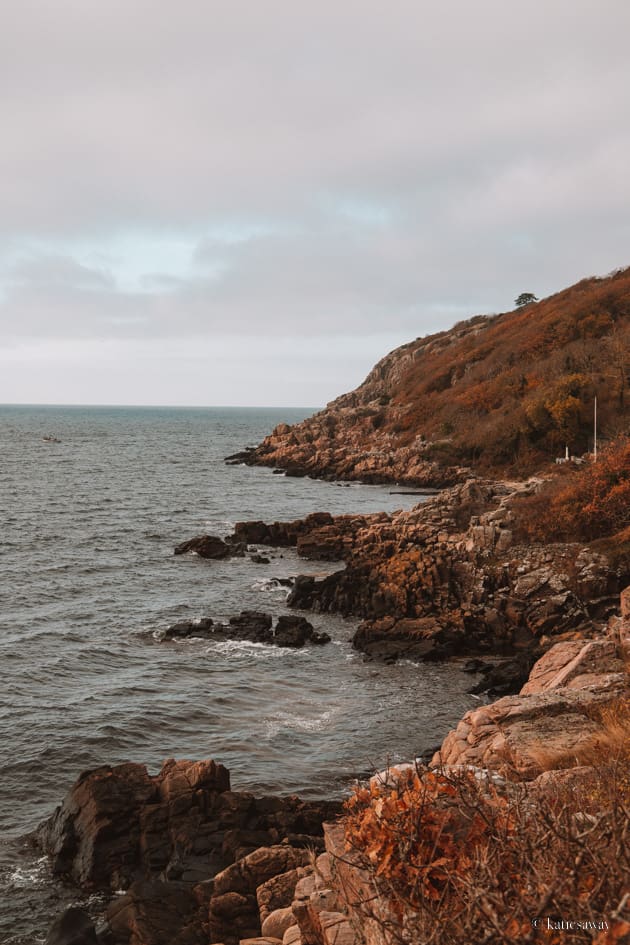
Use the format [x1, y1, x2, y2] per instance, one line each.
[341, 764, 630, 944]
[513, 436, 630, 543]
[378, 266, 630, 475]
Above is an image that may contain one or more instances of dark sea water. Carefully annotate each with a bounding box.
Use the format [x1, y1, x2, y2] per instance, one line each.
[0, 405, 476, 943]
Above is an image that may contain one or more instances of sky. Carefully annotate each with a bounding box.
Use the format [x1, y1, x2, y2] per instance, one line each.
[1, 0, 629, 407]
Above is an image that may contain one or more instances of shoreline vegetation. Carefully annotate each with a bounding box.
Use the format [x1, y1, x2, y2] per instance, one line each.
[40, 269, 629, 944]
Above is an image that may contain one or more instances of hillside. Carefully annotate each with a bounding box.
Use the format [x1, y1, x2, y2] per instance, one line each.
[231, 267, 630, 485]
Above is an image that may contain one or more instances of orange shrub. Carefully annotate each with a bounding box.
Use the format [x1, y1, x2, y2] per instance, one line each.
[341, 764, 630, 945]
[515, 436, 630, 542]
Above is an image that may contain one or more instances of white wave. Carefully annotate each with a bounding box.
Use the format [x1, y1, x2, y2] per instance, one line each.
[204, 639, 300, 658]
[264, 708, 335, 738]
[5, 856, 48, 889]
[251, 578, 292, 597]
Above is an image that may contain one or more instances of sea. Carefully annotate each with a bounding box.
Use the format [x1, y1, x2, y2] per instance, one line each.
[0, 405, 477, 943]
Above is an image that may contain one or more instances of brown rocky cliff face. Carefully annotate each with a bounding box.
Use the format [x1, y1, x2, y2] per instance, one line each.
[226, 326, 481, 487]
[228, 267, 630, 484]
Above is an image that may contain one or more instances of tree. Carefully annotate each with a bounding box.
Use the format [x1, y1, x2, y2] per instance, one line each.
[515, 292, 539, 308]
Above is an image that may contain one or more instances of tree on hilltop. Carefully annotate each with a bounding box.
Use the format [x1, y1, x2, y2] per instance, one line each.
[515, 292, 539, 308]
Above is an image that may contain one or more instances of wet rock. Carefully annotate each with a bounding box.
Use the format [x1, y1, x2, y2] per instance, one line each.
[45, 907, 98, 945]
[39, 758, 339, 900]
[274, 616, 330, 648]
[467, 654, 538, 696]
[105, 879, 206, 945]
[174, 535, 238, 559]
[162, 612, 330, 648]
[163, 617, 215, 640]
[229, 611, 274, 642]
[352, 617, 445, 661]
[251, 554, 271, 564]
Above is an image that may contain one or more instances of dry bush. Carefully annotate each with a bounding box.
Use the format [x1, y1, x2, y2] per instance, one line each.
[524, 700, 630, 814]
[512, 436, 630, 544]
[341, 764, 630, 944]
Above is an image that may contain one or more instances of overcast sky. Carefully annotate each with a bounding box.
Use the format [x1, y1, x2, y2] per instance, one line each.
[1, 0, 629, 406]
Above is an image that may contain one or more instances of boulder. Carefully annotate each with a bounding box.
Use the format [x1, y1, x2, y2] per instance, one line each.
[45, 908, 98, 945]
[261, 907, 296, 940]
[433, 681, 628, 778]
[174, 535, 236, 559]
[163, 617, 215, 640]
[106, 879, 206, 945]
[210, 846, 312, 945]
[274, 616, 330, 648]
[521, 639, 625, 695]
[40, 758, 299, 889]
[257, 868, 305, 924]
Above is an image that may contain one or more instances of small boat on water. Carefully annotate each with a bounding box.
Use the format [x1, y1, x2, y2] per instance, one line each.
[42, 435, 62, 443]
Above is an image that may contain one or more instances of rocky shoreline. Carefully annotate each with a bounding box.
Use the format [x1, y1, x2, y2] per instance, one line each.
[37, 471, 630, 943]
[39, 584, 629, 944]
[177, 476, 625, 692]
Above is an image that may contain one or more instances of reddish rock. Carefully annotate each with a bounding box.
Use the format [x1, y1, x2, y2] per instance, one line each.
[520, 639, 625, 695]
[261, 906, 296, 940]
[432, 680, 628, 778]
[210, 846, 312, 945]
[105, 880, 206, 945]
[45, 907, 98, 945]
[40, 759, 339, 898]
[257, 868, 307, 924]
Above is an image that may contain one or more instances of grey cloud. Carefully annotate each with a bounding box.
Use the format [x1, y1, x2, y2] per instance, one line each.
[6, 254, 115, 289]
[0, 0, 629, 404]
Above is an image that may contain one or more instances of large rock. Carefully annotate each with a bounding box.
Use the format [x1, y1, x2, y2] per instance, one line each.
[432, 680, 628, 778]
[209, 846, 312, 945]
[257, 868, 306, 924]
[105, 880, 206, 945]
[174, 535, 238, 559]
[45, 908, 98, 945]
[520, 639, 625, 695]
[39, 759, 338, 894]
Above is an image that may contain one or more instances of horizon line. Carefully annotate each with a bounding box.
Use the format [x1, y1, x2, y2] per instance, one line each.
[0, 401, 323, 410]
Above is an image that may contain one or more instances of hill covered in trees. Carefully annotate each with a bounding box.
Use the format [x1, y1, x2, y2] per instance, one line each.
[234, 266, 630, 484]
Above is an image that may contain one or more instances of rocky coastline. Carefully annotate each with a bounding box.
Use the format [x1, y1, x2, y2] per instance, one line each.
[34, 272, 630, 941]
[37, 468, 630, 943]
[38, 583, 629, 944]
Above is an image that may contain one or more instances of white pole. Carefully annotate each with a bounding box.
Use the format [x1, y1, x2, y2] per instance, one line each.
[594, 396, 597, 461]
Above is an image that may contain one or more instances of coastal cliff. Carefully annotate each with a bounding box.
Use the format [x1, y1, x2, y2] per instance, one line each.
[228, 267, 630, 485]
[40, 267, 630, 944]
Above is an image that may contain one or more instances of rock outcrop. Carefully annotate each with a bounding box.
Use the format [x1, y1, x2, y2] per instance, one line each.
[162, 611, 331, 648]
[229, 479, 625, 673]
[45, 907, 98, 945]
[226, 267, 630, 483]
[39, 759, 340, 944]
[174, 534, 245, 559]
[432, 617, 629, 777]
